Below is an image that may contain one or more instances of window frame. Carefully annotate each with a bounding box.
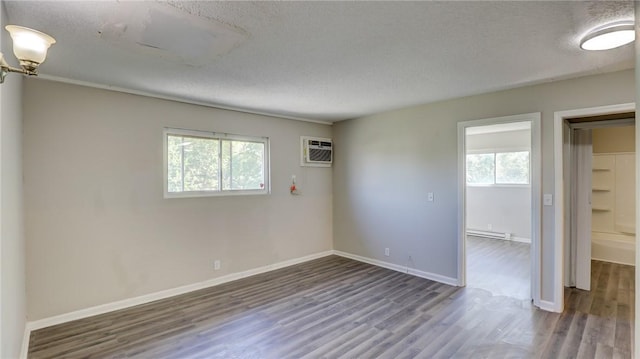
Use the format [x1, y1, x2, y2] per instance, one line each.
[466, 148, 531, 187]
[163, 128, 270, 198]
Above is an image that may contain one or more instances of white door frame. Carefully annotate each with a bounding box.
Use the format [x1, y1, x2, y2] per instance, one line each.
[553, 102, 636, 313]
[457, 112, 542, 307]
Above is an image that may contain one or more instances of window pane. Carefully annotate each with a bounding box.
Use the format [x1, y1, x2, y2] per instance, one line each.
[496, 151, 529, 184]
[167, 134, 219, 192]
[222, 140, 265, 190]
[466, 153, 495, 185]
[221, 140, 232, 190]
[183, 137, 219, 191]
[167, 135, 184, 192]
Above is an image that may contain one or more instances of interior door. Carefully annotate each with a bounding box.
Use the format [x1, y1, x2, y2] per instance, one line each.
[573, 128, 592, 291]
[564, 121, 573, 287]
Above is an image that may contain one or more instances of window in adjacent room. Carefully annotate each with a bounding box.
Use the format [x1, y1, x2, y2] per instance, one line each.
[466, 151, 529, 185]
[466, 153, 495, 185]
[495, 151, 529, 184]
[164, 128, 269, 197]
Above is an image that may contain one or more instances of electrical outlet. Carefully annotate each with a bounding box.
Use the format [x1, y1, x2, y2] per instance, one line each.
[427, 192, 434, 202]
[487, 224, 492, 230]
[384, 248, 390, 256]
[214, 260, 221, 270]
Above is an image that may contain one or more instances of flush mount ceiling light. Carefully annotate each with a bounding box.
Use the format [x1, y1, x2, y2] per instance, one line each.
[0, 25, 56, 83]
[580, 21, 635, 51]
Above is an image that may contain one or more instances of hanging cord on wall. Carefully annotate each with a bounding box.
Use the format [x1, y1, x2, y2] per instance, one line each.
[406, 255, 414, 274]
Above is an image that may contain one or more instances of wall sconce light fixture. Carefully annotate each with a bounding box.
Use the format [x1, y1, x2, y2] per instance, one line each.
[0, 25, 56, 84]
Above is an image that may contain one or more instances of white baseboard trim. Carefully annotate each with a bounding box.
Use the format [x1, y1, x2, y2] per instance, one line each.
[25, 250, 334, 334]
[466, 230, 531, 244]
[591, 256, 635, 266]
[511, 236, 532, 244]
[332, 250, 459, 286]
[538, 299, 562, 313]
[591, 234, 635, 266]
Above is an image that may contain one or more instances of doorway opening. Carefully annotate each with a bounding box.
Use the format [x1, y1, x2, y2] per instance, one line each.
[457, 113, 542, 305]
[562, 113, 635, 291]
[465, 122, 532, 299]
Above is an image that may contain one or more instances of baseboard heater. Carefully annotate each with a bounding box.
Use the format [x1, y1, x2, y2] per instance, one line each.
[466, 229, 512, 240]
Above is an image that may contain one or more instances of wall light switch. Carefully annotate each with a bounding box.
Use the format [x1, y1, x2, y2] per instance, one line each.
[543, 194, 553, 206]
[427, 192, 434, 202]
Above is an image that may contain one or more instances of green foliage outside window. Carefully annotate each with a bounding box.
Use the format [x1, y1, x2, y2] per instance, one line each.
[167, 132, 267, 195]
[221, 140, 265, 190]
[466, 153, 495, 185]
[496, 151, 529, 184]
[466, 151, 529, 185]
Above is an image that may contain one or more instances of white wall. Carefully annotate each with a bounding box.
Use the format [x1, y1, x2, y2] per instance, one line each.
[466, 187, 530, 239]
[466, 129, 530, 151]
[0, 2, 26, 357]
[23, 79, 333, 320]
[466, 129, 531, 240]
[333, 69, 634, 303]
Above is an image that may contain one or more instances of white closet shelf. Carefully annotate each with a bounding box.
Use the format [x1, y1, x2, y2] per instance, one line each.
[592, 187, 611, 192]
[614, 225, 636, 235]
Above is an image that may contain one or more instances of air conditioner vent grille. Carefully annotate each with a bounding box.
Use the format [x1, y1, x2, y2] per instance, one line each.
[309, 148, 332, 162]
[301, 136, 332, 167]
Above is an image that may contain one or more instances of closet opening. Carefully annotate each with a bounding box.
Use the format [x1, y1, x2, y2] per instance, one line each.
[563, 112, 636, 291]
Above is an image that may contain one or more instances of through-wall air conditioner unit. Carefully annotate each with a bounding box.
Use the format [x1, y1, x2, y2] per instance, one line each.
[301, 136, 332, 167]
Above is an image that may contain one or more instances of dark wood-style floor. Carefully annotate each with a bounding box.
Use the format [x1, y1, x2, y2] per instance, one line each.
[28, 255, 634, 358]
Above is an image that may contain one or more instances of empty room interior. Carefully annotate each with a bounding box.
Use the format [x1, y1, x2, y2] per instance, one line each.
[465, 121, 532, 301]
[0, 1, 639, 358]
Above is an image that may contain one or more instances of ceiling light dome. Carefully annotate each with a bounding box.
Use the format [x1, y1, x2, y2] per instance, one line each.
[580, 21, 635, 51]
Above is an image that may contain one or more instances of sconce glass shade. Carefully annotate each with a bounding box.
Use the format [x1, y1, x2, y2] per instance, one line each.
[5, 25, 55, 70]
[580, 21, 635, 51]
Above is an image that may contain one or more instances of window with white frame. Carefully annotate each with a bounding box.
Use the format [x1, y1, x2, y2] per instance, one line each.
[164, 128, 269, 197]
[466, 151, 530, 185]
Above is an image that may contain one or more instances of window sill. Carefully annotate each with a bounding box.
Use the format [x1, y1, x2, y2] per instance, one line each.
[466, 184, 531, 189]
[164, 190, 270, 199]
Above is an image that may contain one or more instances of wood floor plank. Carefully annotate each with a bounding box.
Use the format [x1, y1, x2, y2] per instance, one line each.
[28, 247, 634, 359]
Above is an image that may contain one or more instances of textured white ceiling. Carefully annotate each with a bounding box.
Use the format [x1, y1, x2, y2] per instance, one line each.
[3, 1, 635, 122]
